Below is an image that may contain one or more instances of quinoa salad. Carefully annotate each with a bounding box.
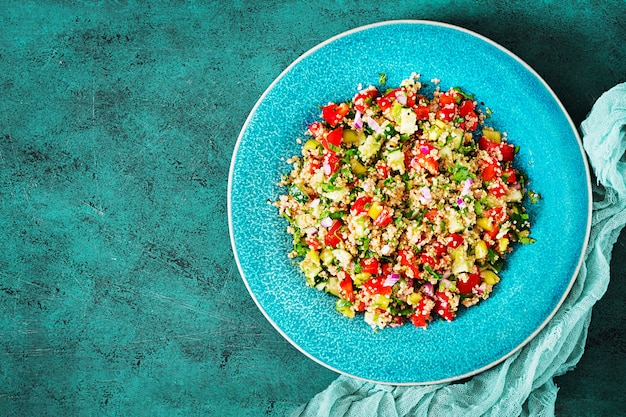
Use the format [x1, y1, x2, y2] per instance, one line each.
[275, 73, 534, 330]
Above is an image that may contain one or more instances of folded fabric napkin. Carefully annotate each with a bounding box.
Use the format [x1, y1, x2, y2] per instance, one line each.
[293, 82, 626, 417]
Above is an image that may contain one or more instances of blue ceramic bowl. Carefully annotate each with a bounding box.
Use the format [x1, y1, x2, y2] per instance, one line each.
[228, 21, 591, 384]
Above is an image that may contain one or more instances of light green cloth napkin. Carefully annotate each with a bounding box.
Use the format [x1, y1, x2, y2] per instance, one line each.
[294, 82, 626, 417]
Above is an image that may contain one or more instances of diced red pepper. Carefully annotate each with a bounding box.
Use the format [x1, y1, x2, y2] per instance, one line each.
[410, 298, 433, 328]
[373, 207, 393, 227]
[398, 249, 421, 278]
[481, 160, 500, 181]
[305, 237, 322, 251]
[457, 272, 482, 295]
[351, 196, 372, 215]
[322, 152, 340, 176]
[362, 276, 392, 296]
[489, 180, 507, 197]
[424, 208, 438, 222]
[375, 96, 392, 111]
[339, 275, 355, 302]
[419, 253, 436, 269]
[413, 105, 430, 120]
[322, 102, 349, 127]
[437, 106, 456, 122]
[447, 233, 464, 248]
[479, 136, 516, 162]
[360, 257, 379, 274]
[321, 127, 343, 153]
[353, 87, 378, 113]
[376, 161, 390, 178]
[459, 100, 475, 117]
[324, 219, 343, 248]
[503, 167, 517, 184]
[435, 290, 456, 321]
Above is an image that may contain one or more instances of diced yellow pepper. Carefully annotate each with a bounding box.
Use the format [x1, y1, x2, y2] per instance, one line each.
[475, 240, 489, 260]
[349, 158, 367, 175]
[353, 272, 371, 286]
[476, 216, 493, 231]
[481, 270, 500, 286]
[482, 128, 502, 144]
[434, 119, 448, 130]
[408, 292, 423, 306]
[367, 201, 384, 220]
[498, 237, 510, 253]
[342, 129, 360, 144]
[303, 139, 320, 151]
[371, 294, 390, 309]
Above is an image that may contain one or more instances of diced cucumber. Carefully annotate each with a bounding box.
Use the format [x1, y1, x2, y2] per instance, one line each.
[320, 248, 334, 266]
[331, 248, 353, 270]
[288, 184, 309, 203]
[386, 148, 405, 172]
[482, 128, 501, 143]
[349, 214, 368, 238]
[450, 247, 473, 274]
[326, 275, 340, 296]
[323, 187, 349, 202]
[300, 250, 322, 286]
[336, 298, 355, 318]
[398, 108, 417, 135]
[446, 210, 465, 233]
[358, 134, 382, 161]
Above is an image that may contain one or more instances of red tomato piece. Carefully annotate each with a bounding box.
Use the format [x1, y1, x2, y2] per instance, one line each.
[479, 136, 516, 162]
[431, 241, 447, 257]
[339, 275, 355, 302]
[503, 167, 517, 184]
[413, 105, 430, 120]
[360, 257, 379, 274]
[447, 233, 464, 248]
[305, 237, 322, 251]
[459, 100, 475, 117]
[410, 298, 433, 328]
[438, 91, 458, 106]
[308, 121, 326, 138]
[489, 180, 507, 197]
[419, 253, 436, 269]
[375, 96, 392, 111]
[457, 272, 482, 295]
[321, 126, 343, 153]
[398, 249, 421, 278]
[376, 161, 390, 178]
[353, 87, 378, 112]
[435, 290, 456, 321]
[424, 208, 438, 222]
[437, 106, 456, 122]
[373, 207, 393, 227]
[381, 262, 394, 276]
[481, 161, 500, 181]
[324, 219, 343, 248]
[362, 276, 392, 296]
[499, 143, 516, 162]
[322, 102, 349, 127]
[309, 160, 321, 174]
[322, 152, 340, 176]
[463, 110, 479, 131]
[351, 196, 372, 214]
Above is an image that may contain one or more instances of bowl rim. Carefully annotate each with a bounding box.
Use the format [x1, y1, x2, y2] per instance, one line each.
[227, 19, 593, 385]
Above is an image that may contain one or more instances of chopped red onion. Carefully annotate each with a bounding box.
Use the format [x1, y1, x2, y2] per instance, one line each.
[366, 116, 383, 134]
[323, 163, 331, 175]
[420, 145, 430, 155]
[421, 282, 434, 297]
[354, 110, 363, 129]
[395, 90, 407, 105]
[320, 217, 333, 228]
[457, 198, 466, 208]
[383, 273, 400, 287]
[461, 178, 473, 196]
[305, 227, 318, 236]
[420, 186, 432, 204]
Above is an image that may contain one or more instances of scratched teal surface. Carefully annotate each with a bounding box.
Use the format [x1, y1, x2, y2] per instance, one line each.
[0, 1, 624, 416]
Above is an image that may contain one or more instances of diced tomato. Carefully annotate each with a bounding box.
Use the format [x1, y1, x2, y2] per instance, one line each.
[353, 87, 378, 112]
[360, 257, 379, 274]
[305, 237, 322, 251]
[479, 136, 516, 162]
[431, 241, 447, 257]
[481, 160, 500, 181]
[324, 219, 343, 248]
[489, 180, 507, 197]
[425, 208, 438, 222]
[321, 127, 343, 153]
[410, 154, 439, 175]
[459, 100, 475, 117]
[410, 298, 433, 328]
[309, 160, 321, 174]
[447, 233, 464, 248]
[413, 105, 430, 120]
[398, 249, 421, 278]
[457, 272, 481, 295]
[404, 89, 417, 107]
[438, 91, 459, 106]
[463, 110, 479, 131]
[436, 106, 456, 122]
[322, 152, 340, 176]
[373, 206, 393, 227]
[308, 121, 325, 138]
[499, 143, 516, 162]
[339, 275, 355, 302]
[434, 290, 456, 321]
[381, 262, 394, 276]
[376, 161, 390, 178]
[503, 167, 517, 184]
[419, 253, 436, 269]
[351, 196, 372, 214]
[362, 276, 392, 296]
[322, 102, 349, 127]
[375, 96, 392, 111]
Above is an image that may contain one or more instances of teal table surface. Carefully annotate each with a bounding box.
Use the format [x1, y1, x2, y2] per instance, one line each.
[1, 1, 625, 416]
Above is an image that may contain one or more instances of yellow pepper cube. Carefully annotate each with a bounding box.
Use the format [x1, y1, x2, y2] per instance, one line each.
[367, 201, 383, 220]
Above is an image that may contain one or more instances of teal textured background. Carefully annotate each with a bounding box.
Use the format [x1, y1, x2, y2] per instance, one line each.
[0, 1, 624, 416]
